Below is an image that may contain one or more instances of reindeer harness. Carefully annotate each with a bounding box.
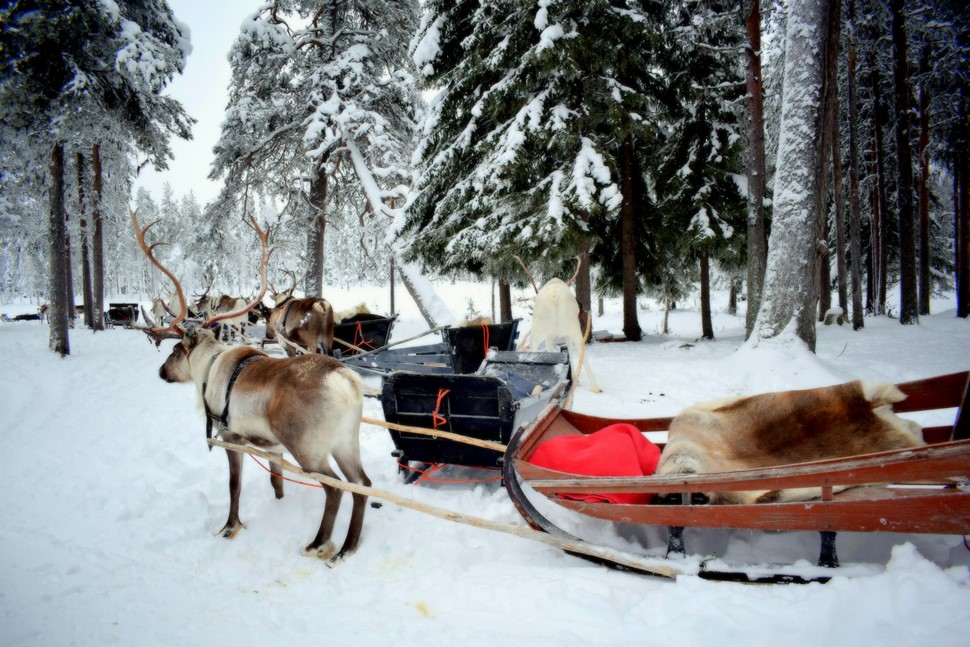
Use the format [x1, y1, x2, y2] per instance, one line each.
[202, 352, 265, 450]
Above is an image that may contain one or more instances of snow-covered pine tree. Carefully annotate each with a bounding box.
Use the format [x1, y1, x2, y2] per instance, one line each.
[0, 0, 192, 354]
[211, 0, 419, 301]
[654, 0, 747, 341]
[403, 0, 670, 338]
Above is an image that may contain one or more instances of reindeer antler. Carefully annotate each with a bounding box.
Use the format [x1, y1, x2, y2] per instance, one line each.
[204, 213, 274, 330]
[130, 209, 188, 345]
[513, 255, 539, 294]
[566, 255, 582, 287]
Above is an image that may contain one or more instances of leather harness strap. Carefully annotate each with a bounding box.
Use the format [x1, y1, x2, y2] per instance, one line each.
[279, 298, 297, 339]
[202, 353, 266, 450]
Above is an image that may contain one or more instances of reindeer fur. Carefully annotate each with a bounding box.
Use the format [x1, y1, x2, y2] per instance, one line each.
[657, 381, 924, 504]
[519, 278, 601, 393]
[266, 297, 335, 356]
[159, 327, 370, 561]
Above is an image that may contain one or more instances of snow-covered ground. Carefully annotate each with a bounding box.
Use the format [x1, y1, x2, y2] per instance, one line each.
[1, 282, 969, 646]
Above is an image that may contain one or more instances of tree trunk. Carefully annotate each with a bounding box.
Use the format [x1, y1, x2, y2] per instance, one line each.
[619, 134, 642, 341]
[917, 46, 931, 316]
[699, 247, 714, 340]
[394, 260, 457, 328]
[817, 0, 840, 324]
[64, 195, 75, 327]
[305, 164, 328, 298]
[891, 0, 918, 325]
[744, 0, 768, 339]
[48, 142, 70, 356]
[958, 121, 970, 319]
[76, 151, 94, 328]
[91, 143, 105, 331]
[749, 0, 832, 352]
[832, 107, 848, 316]
[818, 220, 831, 322]
[498, 280, 512, 322]
[871, 67, 889, 316]
[727, 276, 738, 316]
[846, 0, 865, 330]
[574, 236, 592, 332]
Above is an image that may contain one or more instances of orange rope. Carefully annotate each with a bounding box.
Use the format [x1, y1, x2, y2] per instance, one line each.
[353, 322, 377, 351]
[431, 388, 450, 428]
[248, 454, 322, 488]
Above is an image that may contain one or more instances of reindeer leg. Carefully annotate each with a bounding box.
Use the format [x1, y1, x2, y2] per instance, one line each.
[220, 443, 245, 539]
[269, 451, 285, 499]
[331, 454, 372, 562]
[296, 457, 343, 559]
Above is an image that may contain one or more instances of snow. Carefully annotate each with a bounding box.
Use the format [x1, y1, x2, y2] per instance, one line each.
[1, 282, 969, 646]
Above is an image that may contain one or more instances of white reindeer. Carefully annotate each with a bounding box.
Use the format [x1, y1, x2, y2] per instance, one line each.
[516, 257, 601, 395]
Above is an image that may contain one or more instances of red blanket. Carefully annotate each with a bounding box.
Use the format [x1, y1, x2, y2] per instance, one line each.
[529, 424, 661, 504]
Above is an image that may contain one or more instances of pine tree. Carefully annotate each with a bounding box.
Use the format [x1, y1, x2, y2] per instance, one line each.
[0, 0, 192, 353]
[654, 0, 747, 341]
[211, 0, 419, 298]
[403, 1, 672, 338]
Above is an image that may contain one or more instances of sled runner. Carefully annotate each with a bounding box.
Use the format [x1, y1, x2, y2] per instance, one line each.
[502, 370, 970, 582]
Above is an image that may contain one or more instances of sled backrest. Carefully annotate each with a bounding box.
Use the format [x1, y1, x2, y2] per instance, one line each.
[895, 370, 969, 443]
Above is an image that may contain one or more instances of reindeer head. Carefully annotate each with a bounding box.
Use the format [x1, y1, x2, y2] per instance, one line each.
[158, 326, 218, 383]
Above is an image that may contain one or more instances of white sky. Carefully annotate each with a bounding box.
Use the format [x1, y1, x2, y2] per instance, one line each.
[132, 0, 262, 206]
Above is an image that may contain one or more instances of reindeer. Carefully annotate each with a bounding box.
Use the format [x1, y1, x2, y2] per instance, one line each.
[264, 270, 336, 357]
[131, 209, 370, 562]
[191, 284, 251, 343]
[516, 256, 601, 395]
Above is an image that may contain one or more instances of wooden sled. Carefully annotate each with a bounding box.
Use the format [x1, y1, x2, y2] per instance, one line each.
[503, 371, 970, 582]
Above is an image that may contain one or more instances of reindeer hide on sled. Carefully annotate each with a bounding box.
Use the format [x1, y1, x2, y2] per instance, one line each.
[656, 381, 925, 504]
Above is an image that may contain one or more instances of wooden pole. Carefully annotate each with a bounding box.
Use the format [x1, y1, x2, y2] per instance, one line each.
[206, 437, 682, 578]
[361, 416, 507, 453]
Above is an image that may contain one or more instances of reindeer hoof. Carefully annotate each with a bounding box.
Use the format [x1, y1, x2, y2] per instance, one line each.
[219, 523, 244, 539]
[591, 387, 603, 394]
[303, 541, 337, 560]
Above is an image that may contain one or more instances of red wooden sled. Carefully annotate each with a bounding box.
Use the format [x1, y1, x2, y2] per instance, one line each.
[502, 371, 970, 581]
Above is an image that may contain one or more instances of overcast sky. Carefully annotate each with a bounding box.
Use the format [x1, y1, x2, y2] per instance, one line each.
[132, 0, 261, 206]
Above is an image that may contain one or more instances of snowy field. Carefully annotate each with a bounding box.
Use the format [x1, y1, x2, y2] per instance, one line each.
[1, 281, 969, 646]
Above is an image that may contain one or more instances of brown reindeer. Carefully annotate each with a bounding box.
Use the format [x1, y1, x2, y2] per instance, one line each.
[263, 270, 336, 356]
[131, 209, 371, 562]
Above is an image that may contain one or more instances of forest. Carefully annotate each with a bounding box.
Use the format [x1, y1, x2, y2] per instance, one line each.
[0, 0, 967, 356]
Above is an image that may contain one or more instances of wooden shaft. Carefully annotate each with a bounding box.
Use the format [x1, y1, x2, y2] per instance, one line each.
[361, 415, 507, 453]
[207, 437, 681, 578]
